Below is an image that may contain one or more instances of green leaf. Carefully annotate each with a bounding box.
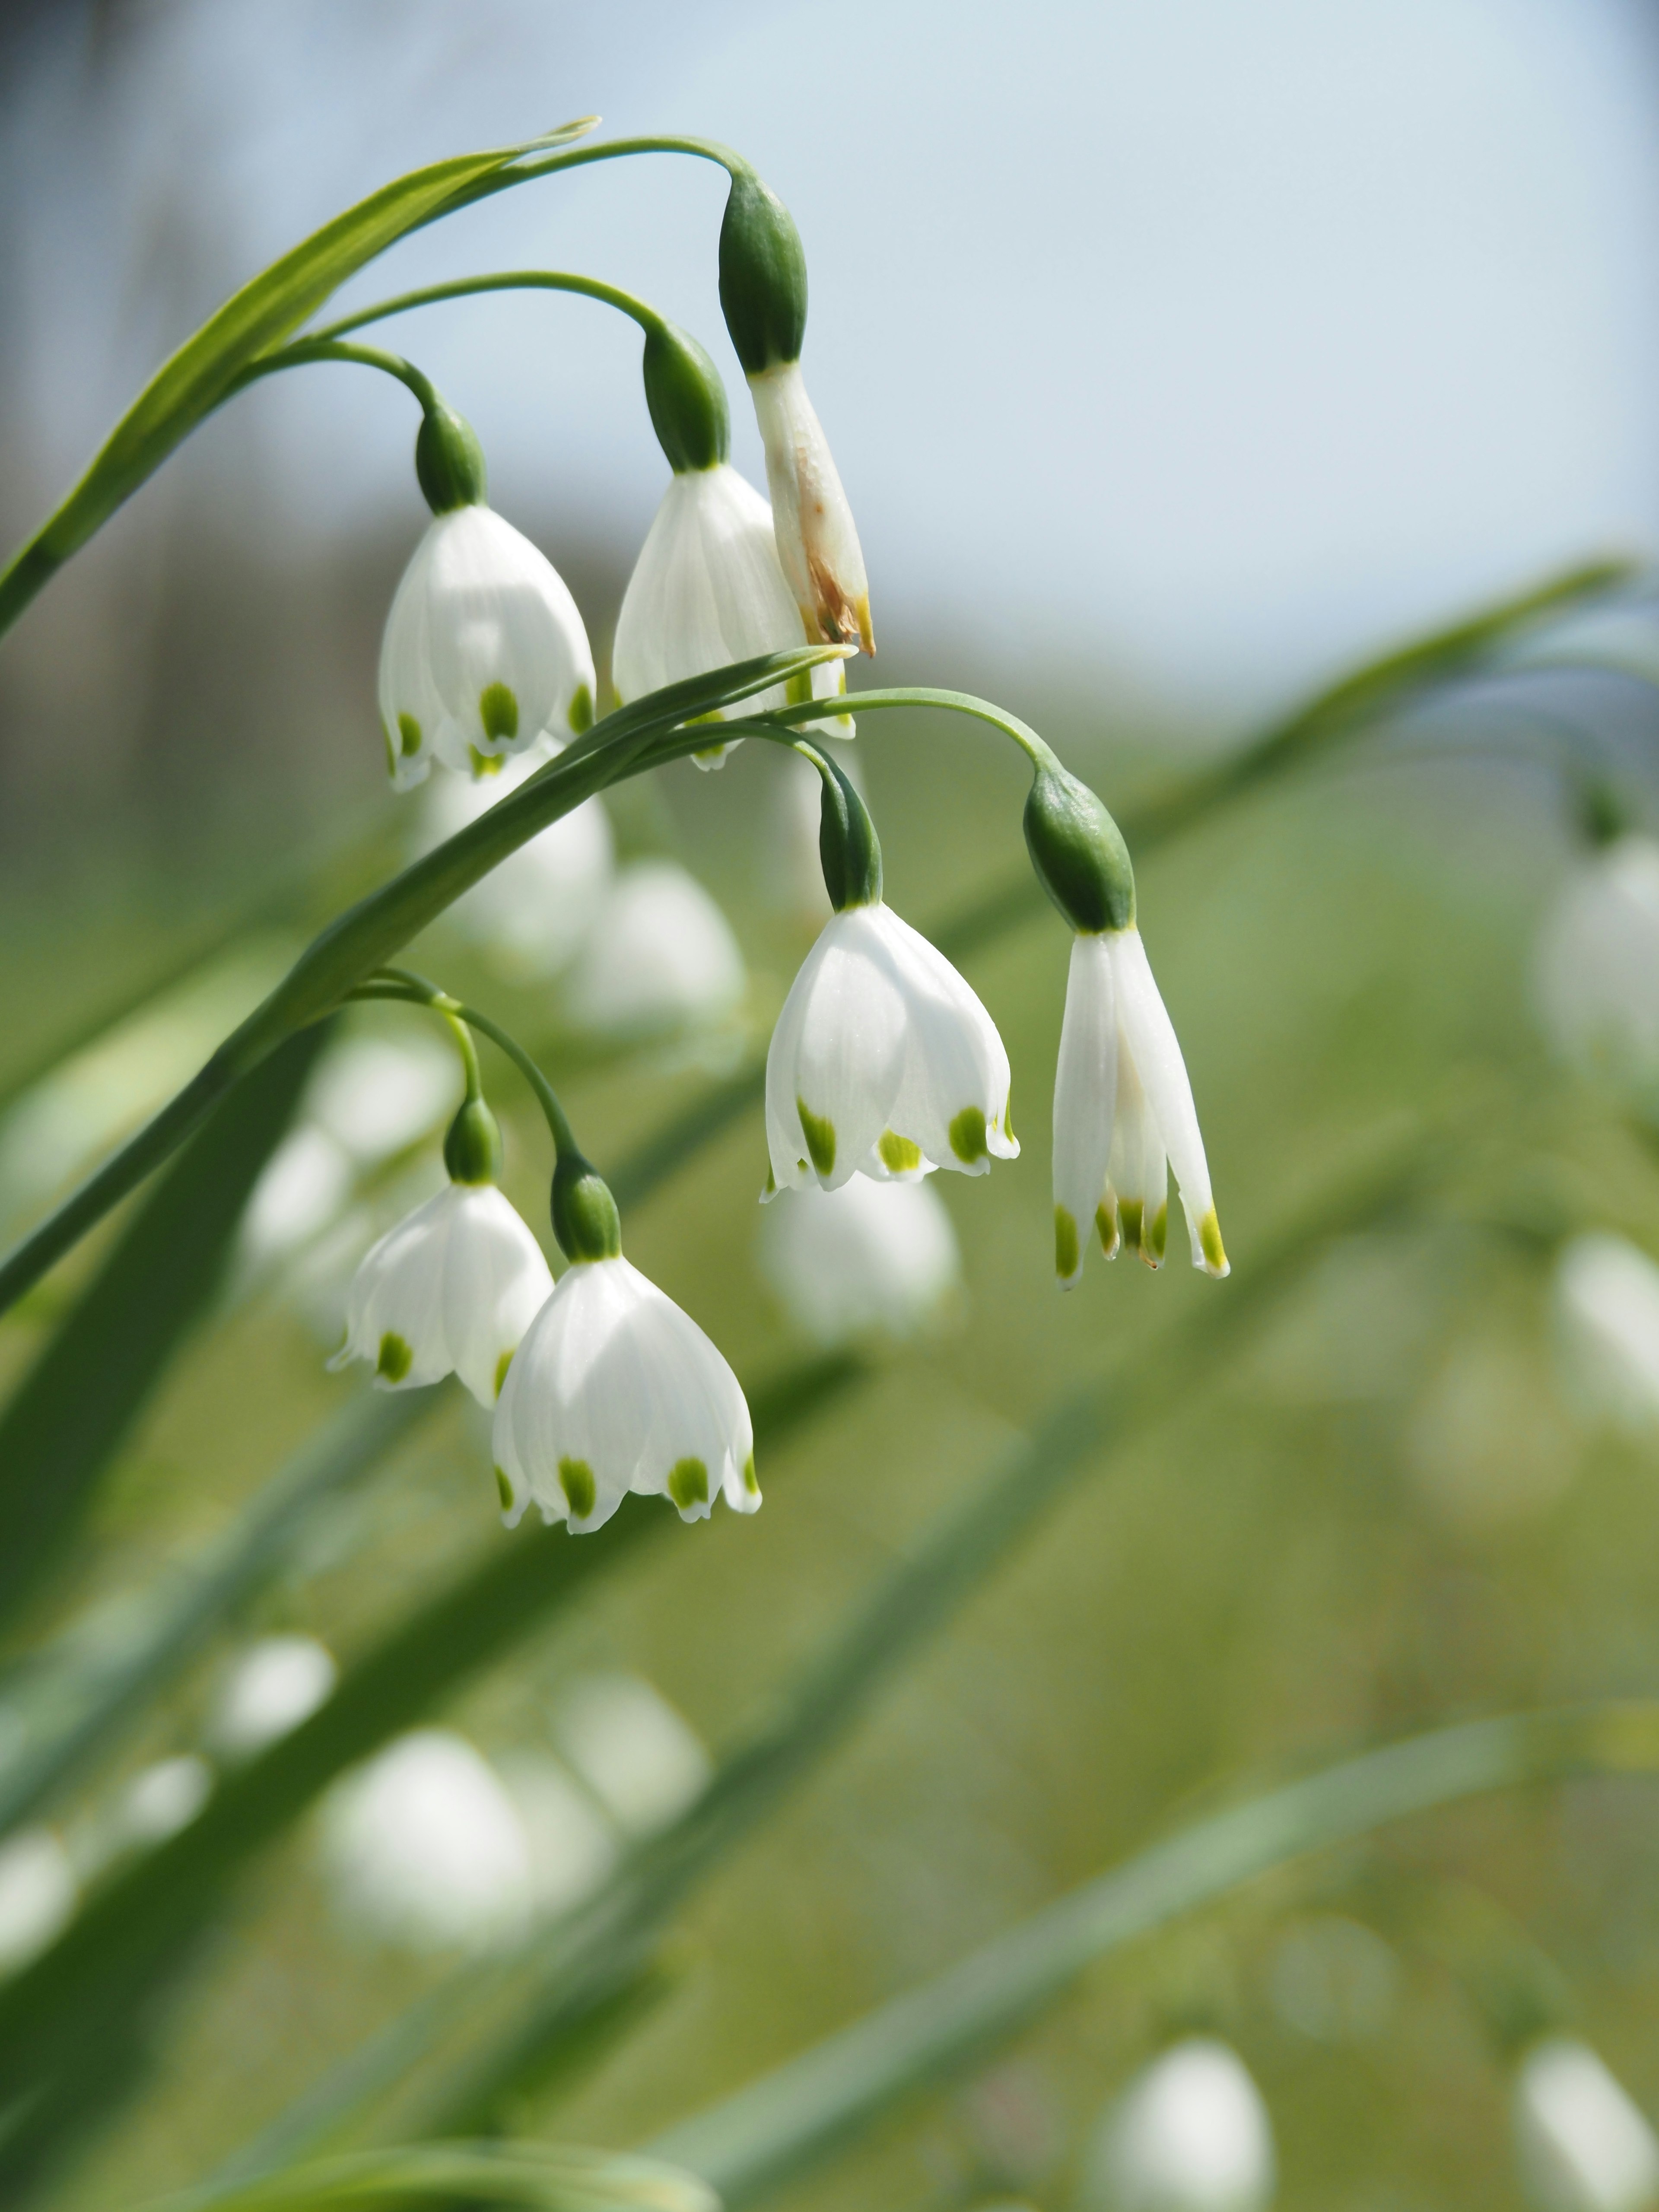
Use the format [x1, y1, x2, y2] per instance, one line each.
[648, 1703, 1659, 2207]
[0, 128, 593, 642]
[0, 1023, 327, 1632]
[141, 2141, 716, 2212]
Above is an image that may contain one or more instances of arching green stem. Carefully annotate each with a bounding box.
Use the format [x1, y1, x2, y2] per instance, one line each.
[432, 135, 746, 226]
[362, 969, 579, 1163]
[302, 270, 676, 350]
[224, 337, 442, 411]
[740, 686, 1062, 775]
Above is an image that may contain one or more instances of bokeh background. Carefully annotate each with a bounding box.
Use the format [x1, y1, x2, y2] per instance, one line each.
[3, 4, 1659, 2209]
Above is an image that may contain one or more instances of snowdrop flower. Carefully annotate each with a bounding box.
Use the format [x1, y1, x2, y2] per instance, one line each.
[552, 1674, 711, 1837]
[1535, 835, 1659, 1102]
[209, 1636, 338, 1762]
[613, 462, 852, 770]
[759, 1176, 962, 1347]
[319, 1728, 532, 1951]
[379, 403, 595, 791]
[494, 1143, 756, 1535]
[1082, 2039, 1276, 2212]
[330, 1093, 553, 1408]
[1513, 2039, 1659, 2212]
[115, 1755, 213, 1848]
[417, 740, 614, 979]
[718, 171, 872, 655]
[1554, 1233, 1659, 1434]
[0, 1829, 76, 1976]
[765, 756, 1015, 1198]
[1025, 765, 1225, 1285]
[564, 861, 746, 1039]
[493, 1751, 618, 1915]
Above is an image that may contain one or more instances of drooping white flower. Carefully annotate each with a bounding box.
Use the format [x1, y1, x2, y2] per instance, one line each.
[209, 1635, 338, 1762]
[0, 1829, 76, 1977]
[319, 1728, 533, 1952]
[1513, 2038, 1659, 2212]
[613, 463, 852, 769]
[329, 1181, 553, 1408]
[1535, 835, 1659, 1103]
[1554, 1233, 1659, 1435]
[1083, 2038, 1276, 2212]
[379, 505, 595, 792]
[748, 361, 873, 655]
[764, 902, 1017, 1198]
[416, 740, 614, 978]
[564, 861, 747, 1039]
[1052, 930, 1226, 1285]
[493, 1255, 757, 1534]
[552, 1674, 712, 1837]
[759, 1175, 963, 1346]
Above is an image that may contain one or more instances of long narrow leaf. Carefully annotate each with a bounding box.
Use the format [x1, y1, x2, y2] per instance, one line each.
[146, 2141, 715, 2212]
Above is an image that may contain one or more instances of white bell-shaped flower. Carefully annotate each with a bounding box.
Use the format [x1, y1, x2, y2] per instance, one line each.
[379, 505, 595, 792]
[1554, 1233, 1659, 1435]
[417, 741, 614, 979]
[765, 902, 1016, 1198]
[1052, 930, 1226, 1286]
[759, 1176, 963, 1347]
[564, 861, 747, 1039]
[1083, 2038, 1276, 2212]
[1513, 2038, 1659, 2212]
[552, 1674, 712, 1838]
[613, 463, 851, 769]
[748, 361, 872, 654]
[208, 1635, 338, 1762]
[493, 1255, 757, 1534]
[1534, 835, 1659, 1103]
[0, 1829, 76, 1977]
[330, 1181, 553, 1408]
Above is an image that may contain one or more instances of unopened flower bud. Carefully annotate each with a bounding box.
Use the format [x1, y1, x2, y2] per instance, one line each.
[718, 170, 808, 378]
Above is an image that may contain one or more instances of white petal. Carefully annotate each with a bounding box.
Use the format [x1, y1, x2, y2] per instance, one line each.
[331, 1185, 461, 1389]
[438, 1185, 555, 1408]
[1514, 2038, 1659, 2212]
[759, 1176, 962, 1346]
[377, 523, 449, 790]
[873, 906, 1017, 1177]
[764, 908, 908, 1192]
[748, 362, 872, 652]
[1109, 928, 1226, 1277]
[564, 861, 745, 1037]
[1052, 934, 1117, 1286]
[1090, 2038, 1275, 2212]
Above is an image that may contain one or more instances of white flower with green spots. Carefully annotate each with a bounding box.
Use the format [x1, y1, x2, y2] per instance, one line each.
[763, 902, 1017, 1198]
[378, 505, 595, 791]
[492, 1255, 757, 1534]
[330, 1182, 553, 1407]
[1052, 928, 1226, 1286]
[747, 360, 873, 656]
[612, 461, 851, 770]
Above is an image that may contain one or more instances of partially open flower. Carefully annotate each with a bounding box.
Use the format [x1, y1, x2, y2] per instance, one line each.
[765, 901, 1017, 1198]
[330, 1179, 553, 1408]
[493, 1255, 757, 1534]
[379, 505, 595, 792]
[1082, 2038, 1276, 2212]
[749, 361, 872, 656]
[1052, 930, 1226, 1284]
[613, 462, 851, 769]
[1513, 2038, 1659, 2212]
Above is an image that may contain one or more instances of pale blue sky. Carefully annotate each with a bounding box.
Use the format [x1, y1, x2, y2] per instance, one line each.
[5, 0, 1657, 721]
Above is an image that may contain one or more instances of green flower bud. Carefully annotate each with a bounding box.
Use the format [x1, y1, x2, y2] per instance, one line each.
[642, 322, 730, 474]
[817, 753, 882, 911]
[415, 400, 487, 514]
[551, 1151, 622, 1264]
[1023, 765, 1135, 934]
[719, 169, 807, 376]
[443, 1096, 503, 1185]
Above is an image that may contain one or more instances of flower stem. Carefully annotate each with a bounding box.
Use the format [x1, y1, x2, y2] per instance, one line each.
[364, 969, 581, 1163]
[301, 270, 676, 349]
[223, 337, 442, 412]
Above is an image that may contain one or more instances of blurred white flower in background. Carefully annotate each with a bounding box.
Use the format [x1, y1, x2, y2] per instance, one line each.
[208, 1635, 337, 1762]
[319, 1728, 534, 1952]
[1534, 836, 1659, 1104]
[564, 861, 747, 1039]
[114, 1754, 214, 1849]
[1554, 1233, 1659, 1436]
[1081, 2038, 1277, 2212]
[1513, 2038, 1659, 2212]
[0, 1827, 76, 1976]
[758, 1176, 963, 1347]
[493, 1751, 618, 1916]
[416, 741, 614, 979]
[305, 1031, 458, 1167]
[551, 1674, 710, 1838]
[239, 1124, 355, 1266]
[1267, 1915, 1398, 2044]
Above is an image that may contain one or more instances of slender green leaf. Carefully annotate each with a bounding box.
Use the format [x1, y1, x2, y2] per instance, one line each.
[145, 2141, 715, 2212]
[0, 1024, 327, 1631]
[648, 1701, 1659, 2207]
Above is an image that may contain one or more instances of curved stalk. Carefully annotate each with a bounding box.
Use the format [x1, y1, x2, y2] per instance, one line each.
[224, 337, 442, 410]
[302, 270, 674, 349]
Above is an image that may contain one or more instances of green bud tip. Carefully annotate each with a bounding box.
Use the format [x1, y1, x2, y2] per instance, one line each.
[443, 1097, 503, 1185]
[719, 168, 808, 376]
[817, 753, 882, 912]
[642, 322, 730, 475]
[1023, 765, 1135, 935]
[551, 1151, 622, 1264]
[415, 400, 487, 514]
